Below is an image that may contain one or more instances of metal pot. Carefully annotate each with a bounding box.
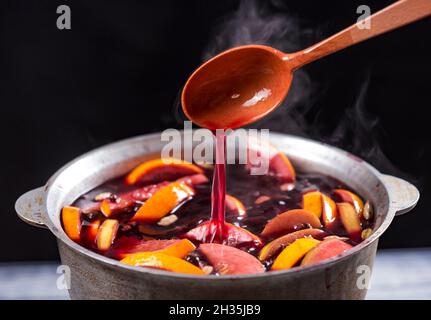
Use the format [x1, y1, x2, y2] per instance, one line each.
[15, 132, 419, 299]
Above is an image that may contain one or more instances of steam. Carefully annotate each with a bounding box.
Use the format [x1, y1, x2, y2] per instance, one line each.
[200, 0, 412, 179]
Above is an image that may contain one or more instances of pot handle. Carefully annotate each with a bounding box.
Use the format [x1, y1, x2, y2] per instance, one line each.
[15, 186, 48, 228]
[381, 174, 420, 216]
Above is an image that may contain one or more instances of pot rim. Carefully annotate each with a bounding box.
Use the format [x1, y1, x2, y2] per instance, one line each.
[42, 132, 399, 280]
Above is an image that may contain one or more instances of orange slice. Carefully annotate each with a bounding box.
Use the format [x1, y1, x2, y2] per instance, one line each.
[61, 206, 82, 242]
[271, 238, 320, 270]
[131, 182, 194, 223]
[302, 191, 323, 218]
[125, 158, 203, 185]
[120, 252, 205, 275]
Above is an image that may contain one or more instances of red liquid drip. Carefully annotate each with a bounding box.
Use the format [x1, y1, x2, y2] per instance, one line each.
[209, 132, 227, 242]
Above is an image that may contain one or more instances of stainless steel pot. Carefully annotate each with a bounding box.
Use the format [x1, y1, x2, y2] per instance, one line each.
[15, 132, 419, 299]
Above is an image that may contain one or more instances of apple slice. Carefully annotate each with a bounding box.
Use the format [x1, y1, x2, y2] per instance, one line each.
[183, 221, 262, 246]
[322, 194, 338, 230]
[301, 238, 352, 267]
[97, 219, 119, 251]
[271, 238, 320, 270]
[333, 189, 364, 216]
[302, 191, 323, 218]
[225, 194, 246, 216]
[337, 202, 362, 242]
[85, 219, 101, 244]
[61, 206, 82, 242]
[111, 238, 178, 259]
[199, 243, 265, 275]
[125, 158, 203, 185]
[247, 138, 296, 182]
[121, 252, 205, 275]
[261, 209, 322, 238]
[176, 173, 209, 186]
[258, 228, 325, 261]
[131, 182, 194, 223]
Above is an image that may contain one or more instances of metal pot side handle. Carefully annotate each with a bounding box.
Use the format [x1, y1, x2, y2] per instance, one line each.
[381, 174, 420, 216]
[15, 186, 48, 229]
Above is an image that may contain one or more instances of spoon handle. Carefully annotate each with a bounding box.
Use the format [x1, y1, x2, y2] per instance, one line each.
[287, 0, 431, 70]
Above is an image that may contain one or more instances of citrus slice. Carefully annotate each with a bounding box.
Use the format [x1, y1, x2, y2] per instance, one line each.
[121, 252, 205, 275]
[125, 158, 203, 185]
[271, 238, 320, 270]
[131, 182, 194, 223]
[61, 206, 82, 242]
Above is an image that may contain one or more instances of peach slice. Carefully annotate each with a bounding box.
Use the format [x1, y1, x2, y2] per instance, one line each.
[301, 238, 353, 267]
[61, 206, 82, 242]
[261, 209, 322, 238]
[199, 243, 265, 275]
[337, 202, 362, 242]
[333, 189, 364, 216]
[302, 191, 323, 218]
[125, 158, 203, 185]
[131, 182, 194, 223]
[225, 194, 246, 216]
[322, 194, 338, 230]
[258, 228, 325, 261]
[271, 238, 320, 270]
[121, 252, 205, 275]
[247, 138, 296, 182]
[97, 219, 119, 251]
[183, 221, 262, 246]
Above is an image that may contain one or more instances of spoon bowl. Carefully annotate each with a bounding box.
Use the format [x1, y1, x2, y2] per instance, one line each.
[182, 45, 293, 130]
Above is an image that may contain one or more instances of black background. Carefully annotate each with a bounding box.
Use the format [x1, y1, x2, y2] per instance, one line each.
[0, 0, 429, 261]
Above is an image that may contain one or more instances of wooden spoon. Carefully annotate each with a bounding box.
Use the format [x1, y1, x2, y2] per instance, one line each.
[182, 0, 431, 130]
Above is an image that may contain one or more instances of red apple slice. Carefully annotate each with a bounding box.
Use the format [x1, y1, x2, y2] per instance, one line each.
[183, 221, 262, 246]
[337, 202, 362, 242]
[110, 238, 181, 259]
[258, 228, 325, 261]
[225, 194, 246, 216]
[97, 219, 119, 251]
[333, 189, 364, 216]
[322, 194, 338, 230]
[261, 209, 322, 238]
[301, 238, 353, 267]
[85, 219, 101, 244]
[61, 206, 82, 242]
[247, 138, 296, 182]
[199, 243, 265, 275]
[125, 158, 203, 185]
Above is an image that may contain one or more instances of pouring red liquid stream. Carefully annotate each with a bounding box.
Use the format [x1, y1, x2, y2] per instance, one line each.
[209, 132, 227, 242]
